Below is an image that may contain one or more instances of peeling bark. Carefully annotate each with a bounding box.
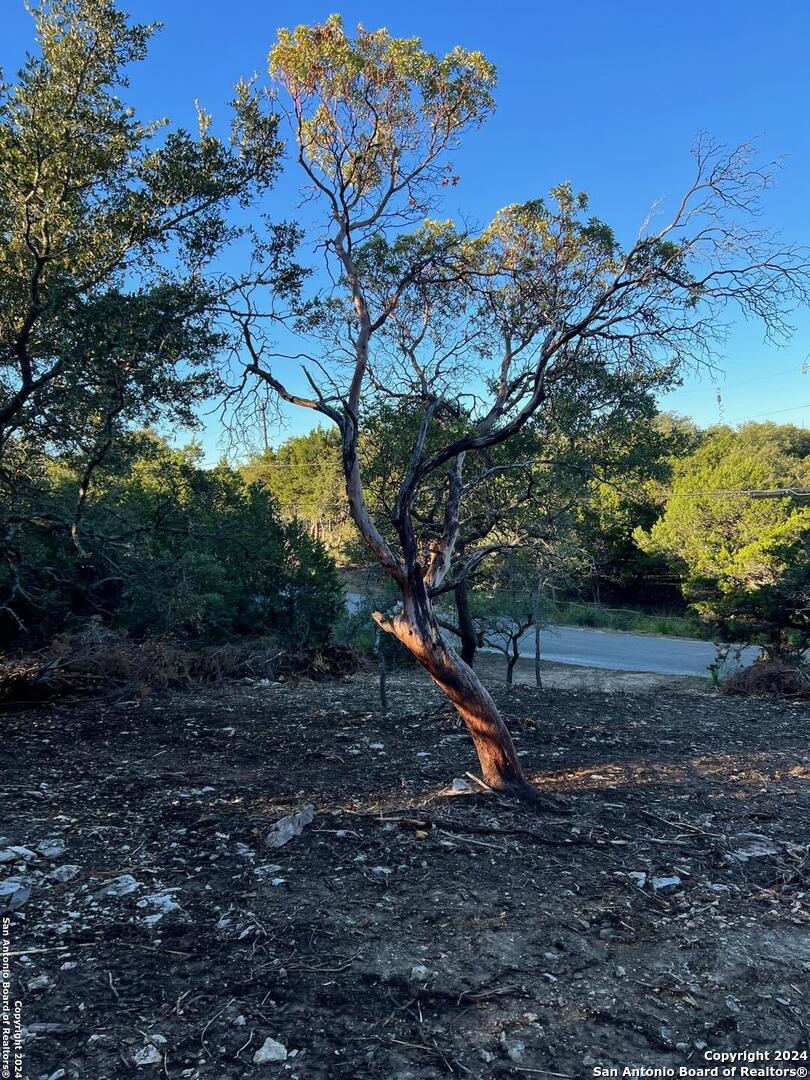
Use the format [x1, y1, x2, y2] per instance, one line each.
[378, 578, 530, 795]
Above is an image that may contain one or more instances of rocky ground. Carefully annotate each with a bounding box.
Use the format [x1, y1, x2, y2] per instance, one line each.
[2, 669, 810, 1079]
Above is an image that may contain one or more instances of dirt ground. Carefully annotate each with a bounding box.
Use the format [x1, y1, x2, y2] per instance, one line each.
[3, 666, 810, 1080]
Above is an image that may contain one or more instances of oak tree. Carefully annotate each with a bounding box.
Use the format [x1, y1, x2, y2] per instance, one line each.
[0, 0, 297, 627]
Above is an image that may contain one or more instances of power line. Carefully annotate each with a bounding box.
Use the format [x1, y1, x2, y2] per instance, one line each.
[201, 460, 341, 468]
[671, 487, 810, 499]
[201, 458, 340, 469]
[727, 402, 810, 423]
[670, 365, 806, 395]
[200, 386, 808, 470]
[204, 455, 810, 493]
[209, 457, 810, 500]
[243, 461, 340, 468]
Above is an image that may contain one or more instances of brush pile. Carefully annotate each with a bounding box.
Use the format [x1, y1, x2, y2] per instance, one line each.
[0, 621, 367, 706]
[724, 656, 810, 699]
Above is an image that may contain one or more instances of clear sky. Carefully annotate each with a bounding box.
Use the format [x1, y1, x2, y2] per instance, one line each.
[3, 0, 810, 457]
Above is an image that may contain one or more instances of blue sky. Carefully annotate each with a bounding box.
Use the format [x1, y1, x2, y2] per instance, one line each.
[3, 0, 810, 457]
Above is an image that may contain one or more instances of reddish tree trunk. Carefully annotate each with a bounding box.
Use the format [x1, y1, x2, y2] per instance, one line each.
[386, 582, 527, 793]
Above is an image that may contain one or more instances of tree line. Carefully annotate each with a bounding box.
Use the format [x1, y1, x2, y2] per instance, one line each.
[2, 430, 341, 646]
[245, 417, 810, 668]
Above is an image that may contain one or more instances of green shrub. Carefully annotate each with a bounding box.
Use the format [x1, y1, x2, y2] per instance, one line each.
[608, 609, 634, 631]
[1, 435, 342, 648]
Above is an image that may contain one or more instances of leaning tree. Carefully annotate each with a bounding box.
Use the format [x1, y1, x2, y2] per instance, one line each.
[235, 16, 809, 800]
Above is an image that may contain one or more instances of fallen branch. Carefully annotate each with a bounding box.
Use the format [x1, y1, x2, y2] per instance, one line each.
[356, 812, 621, 849]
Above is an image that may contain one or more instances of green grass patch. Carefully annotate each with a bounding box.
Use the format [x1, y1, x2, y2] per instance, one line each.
[544, 601, 709, 638]
[469, 593, 712, 640]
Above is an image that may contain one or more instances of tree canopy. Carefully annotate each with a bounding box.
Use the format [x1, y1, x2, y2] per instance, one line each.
[638, 423, 810, 658]
[2, 430, 341, 644]
[241, 427, 353, 560]
[0, 0, 328, 644]
[0, 0, 284, 455]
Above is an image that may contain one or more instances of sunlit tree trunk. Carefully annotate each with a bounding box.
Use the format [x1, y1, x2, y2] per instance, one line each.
[380, 576, 527, 793]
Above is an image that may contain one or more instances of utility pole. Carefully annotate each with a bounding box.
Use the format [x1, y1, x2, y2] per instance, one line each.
[715, 385, 725, 422]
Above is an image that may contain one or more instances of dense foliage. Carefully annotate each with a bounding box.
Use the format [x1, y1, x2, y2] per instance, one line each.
[0, 0, 336, 650]
[259, 416, 810, 663]
[0, 0, 283, 457]
[638, 423, 810, 658]
[2, 433, 341, 645]
[241, 428, 354, 562]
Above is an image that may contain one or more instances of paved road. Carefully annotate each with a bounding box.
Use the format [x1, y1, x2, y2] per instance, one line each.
[494, 624, 760, 677]
[347, 591, 759, 676]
